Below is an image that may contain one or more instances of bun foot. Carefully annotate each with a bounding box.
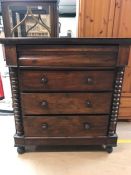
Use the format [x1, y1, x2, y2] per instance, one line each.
[106, 146, 113, 153]
[17, 146, 25, 154]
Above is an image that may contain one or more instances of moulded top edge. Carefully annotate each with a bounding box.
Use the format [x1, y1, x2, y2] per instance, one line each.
[1, 37, 131, 45]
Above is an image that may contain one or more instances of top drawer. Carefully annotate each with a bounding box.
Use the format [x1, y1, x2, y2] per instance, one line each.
[18, 45, 118, 67]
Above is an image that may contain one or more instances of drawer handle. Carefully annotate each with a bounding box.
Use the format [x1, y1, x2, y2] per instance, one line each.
[41, 101, 48, 108]
[84, 123, 91, 130]
[85, 100, 92, 108]
[87, 77, 93, 85]
[42, 123, 48, 129]
[41, 76, 48, 84]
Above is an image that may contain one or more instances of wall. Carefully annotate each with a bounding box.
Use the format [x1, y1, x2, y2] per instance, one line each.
[59, 17, 77, 37]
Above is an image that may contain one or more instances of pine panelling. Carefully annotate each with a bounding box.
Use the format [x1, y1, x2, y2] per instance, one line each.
[120, 47, 131, 119]
[78, 0, 93, 37]
[117, 0, 131, 37]
[122, 47, 131, 92]
[112, 0, 122, 37]
[78, 0, 131, 120]
[119, 93, 131, 119]
[78, 0, 85, 36]
[119, 108, 131, 118]
[78, 0, 116, 37]
[107, 0, 116, 37]
[120, 93, 131, 107]
[79, 0, 131, 37]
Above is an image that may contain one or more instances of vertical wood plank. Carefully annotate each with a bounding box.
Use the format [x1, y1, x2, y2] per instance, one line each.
[107, 0, 116, 37]
[117, 0, 131, 37]
[78, 0, 116, 37]
[112, 0, 122, 37]
[113, 0, 131, 38]
[122, 47, 131, 92]
[84, 0, 93, 37]
[78, 0, 82, 37]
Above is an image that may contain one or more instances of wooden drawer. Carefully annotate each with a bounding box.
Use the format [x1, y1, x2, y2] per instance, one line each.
[18, 45, 118, 67]
[21, 93, 112, 115]
[119, 93, 131, 107]
[20, 70, 114, 91]
[119, 108, 131, 118]
[24, 115, 109, 137]
[119, 93, 131, 119]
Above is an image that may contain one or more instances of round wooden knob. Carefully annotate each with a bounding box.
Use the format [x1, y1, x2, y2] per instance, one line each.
[41, 101, 48, 107]
[41, 76, 48, 84]
[84, 123, 91, 130]
[87, 77, 93, 84]
[42, 123, 48, 129]
[85, 100, 92, 108]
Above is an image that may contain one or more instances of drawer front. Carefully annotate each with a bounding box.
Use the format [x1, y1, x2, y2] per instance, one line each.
[24, 115, 109, 137]
[18, 45, 118, 67]
[21, 93, 112, 115]
[20, 70, 114, 91]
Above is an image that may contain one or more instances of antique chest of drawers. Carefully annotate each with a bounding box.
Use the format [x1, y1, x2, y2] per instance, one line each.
[0, 38, 130, 154]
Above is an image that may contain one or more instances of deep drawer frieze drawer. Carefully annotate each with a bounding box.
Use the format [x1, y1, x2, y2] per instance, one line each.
[19, 70, 115, 91]
[18, 45, 118, 67]
[21, 93, 112, 115]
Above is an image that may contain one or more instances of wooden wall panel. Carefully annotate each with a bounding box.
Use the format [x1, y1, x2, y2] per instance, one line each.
[78, 0, 131, 38]
[114, 0, 131, 37]
[122, 47, 131, 92]
[78, 0, 116, 37]
[78, 0, 131, 120]
[120, 47, 131, 119]
[122, 68, 131, 92]
[120, 93, 131, 107]
[119, 93, 131, 119]
[112, 0, 122, 37]
[119, 108, 131, 118]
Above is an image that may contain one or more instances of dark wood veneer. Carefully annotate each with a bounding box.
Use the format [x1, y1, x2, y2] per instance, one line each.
[21, 92, 112, 115]
[0, 37, 131, 45]
[24, 115, 109, 137]
[1, 37, 130, 153]
[19, 70, 114, 91]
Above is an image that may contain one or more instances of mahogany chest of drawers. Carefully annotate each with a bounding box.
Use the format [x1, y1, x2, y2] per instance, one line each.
[0, 38, 130, 154]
